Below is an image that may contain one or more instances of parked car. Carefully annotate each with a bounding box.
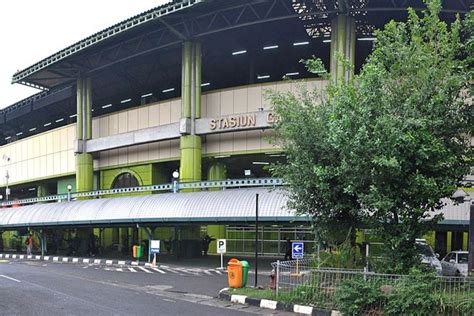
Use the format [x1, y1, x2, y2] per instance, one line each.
[415, 239, 443, 275]
[441, 251, 468, 277]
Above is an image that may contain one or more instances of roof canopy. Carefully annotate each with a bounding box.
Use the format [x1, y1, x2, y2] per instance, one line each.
[0, 188, 306, 229]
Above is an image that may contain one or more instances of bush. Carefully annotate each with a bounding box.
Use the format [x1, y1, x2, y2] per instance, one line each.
[333, 276, 386, 315]
[384, 269, 438, 315]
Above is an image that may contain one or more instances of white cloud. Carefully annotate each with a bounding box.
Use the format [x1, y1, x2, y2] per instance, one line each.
[0, 0, 168, 109]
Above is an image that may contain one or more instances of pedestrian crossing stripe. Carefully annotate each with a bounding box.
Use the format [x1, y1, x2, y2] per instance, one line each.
[138, 266, 152, 273]
[150, 267, 166, 274]
[128, 267, 137, 272]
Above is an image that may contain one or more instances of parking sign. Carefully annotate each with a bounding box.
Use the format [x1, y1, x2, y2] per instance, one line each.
[217, 239, 226, 254]
[292, 242, 304, 259]
[150, 240, 160, 254]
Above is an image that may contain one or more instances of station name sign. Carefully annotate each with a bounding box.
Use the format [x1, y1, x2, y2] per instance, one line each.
[209, 112, 278, 131]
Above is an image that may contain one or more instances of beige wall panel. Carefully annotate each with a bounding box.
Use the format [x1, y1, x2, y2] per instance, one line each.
[98, 117, 108, 138]
[128, 109, 138, 132]
[92, 118, 100, 138]
[159, 102, 171, 125]
[247, 86, 262, 112]
[98, 151, 109, 168]
[205, 135, 220, 154]
[206, 92, 221, 116]
[67, 126, 76, 149]
[233, 87, 248, 114]
[138, 107, 149, 129]
[27, 140, 34, 160]
[148, 103, 160, 127]
[60, 151, 68, 174]
[246, 131, 261, 151]
[45, 133, 53, 155]
[40, 156, 48, 179]
[201, 95, 207, 117]
[136, 144, 149, 162]
[148, 142, 160, 161]
[118, 148, 128, 165]
[107, 149, 119, 167]
[128, 146, 138, 164]
[220, 90, 234, 115]
[118, 112, 128, 134]
[170, 100, 180, 122]
[219, 133, 233, 152]
[108, 114, 119, 136]
[53, 152, 61, 175]
[52, 131, 60, 155]
[59, 128, 68, 151]
[233, 133, 247, 152]
[261, 83, 277, 110]
[169, 139, 179, 158]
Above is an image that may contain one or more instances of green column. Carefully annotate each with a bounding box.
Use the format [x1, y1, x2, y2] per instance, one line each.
[207, 162, 226, 191]
[330, 15, 356, 82]
[76, 77, 94, 193]
[207, 161, 227, 253]
[36, 184, 50, 198]
[179, 41, 202, 185]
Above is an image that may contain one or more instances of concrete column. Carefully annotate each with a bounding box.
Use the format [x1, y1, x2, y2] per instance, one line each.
[179, 41, 202, 185]
[330, 15, 356, 82]
[207, 162, 226, 191]
[76, 77, 94, 193]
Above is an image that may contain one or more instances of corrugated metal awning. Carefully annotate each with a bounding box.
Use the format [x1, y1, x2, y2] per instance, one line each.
[0, 188, 307, 229]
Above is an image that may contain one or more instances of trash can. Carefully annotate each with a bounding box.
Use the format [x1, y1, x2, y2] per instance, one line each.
[133, 245, 143, 258]
[227, 258, 243, 288]
[241, 260, 249, 287]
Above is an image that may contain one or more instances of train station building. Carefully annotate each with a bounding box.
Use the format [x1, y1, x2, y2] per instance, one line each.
[0, 0, 471, 259]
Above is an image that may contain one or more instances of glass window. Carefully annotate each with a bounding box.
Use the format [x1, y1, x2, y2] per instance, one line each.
[457, 253, 468, 264]
[112, 172, 139, 189]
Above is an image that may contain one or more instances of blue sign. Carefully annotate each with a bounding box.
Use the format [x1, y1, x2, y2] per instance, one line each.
[292, 242, 304, 259]
[150, 240, 160, 254]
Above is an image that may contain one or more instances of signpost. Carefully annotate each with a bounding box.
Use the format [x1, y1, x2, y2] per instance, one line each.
[217, 239, 226, 270]
[292, 242, 304, 275]
[150, 240, 160, 267]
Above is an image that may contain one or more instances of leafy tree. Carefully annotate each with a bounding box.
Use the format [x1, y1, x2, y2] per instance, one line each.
[269, 0, 473, 273]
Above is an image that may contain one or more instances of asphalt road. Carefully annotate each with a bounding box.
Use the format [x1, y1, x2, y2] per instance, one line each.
[0, 259, 293, 315]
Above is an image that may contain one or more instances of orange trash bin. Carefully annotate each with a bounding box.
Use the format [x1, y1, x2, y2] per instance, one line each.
[227, 258, 243, 288]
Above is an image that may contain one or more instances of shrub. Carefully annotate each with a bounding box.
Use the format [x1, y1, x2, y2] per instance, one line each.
[384, 268, 438, 315]
[333, 276, 386, 315]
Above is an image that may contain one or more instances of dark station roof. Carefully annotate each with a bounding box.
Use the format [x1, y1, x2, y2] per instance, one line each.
[1, 0, 471, 145]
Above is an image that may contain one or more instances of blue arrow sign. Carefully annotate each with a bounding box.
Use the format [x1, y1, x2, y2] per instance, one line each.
[292, 242, 304, 259]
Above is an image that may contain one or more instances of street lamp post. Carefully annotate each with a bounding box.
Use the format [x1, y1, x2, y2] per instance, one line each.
[67, 184, 73, 202]
[172, 171, 179, 193]
[452, 189, 474, 275]
[2, 155, 10, 201]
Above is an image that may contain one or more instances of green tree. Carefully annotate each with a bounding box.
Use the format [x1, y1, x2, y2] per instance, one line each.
[270, 0, 473, 273]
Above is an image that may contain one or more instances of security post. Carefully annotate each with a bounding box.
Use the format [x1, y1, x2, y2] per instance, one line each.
[217, 239, 226, 270]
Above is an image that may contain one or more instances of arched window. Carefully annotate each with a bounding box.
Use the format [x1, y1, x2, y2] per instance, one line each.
[112, 172, 139, 189]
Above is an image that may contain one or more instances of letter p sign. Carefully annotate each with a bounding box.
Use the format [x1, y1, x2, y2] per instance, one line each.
[217, 239, 226, 254]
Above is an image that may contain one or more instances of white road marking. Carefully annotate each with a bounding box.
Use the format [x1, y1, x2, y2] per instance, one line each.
[215, 270, 223, 275]
[162, 299, 176, 303]
[72, 258, 79, 263]
[151, 267, 166, 274]
[138, 266, 152, 273]
[53, 257, 59, 262]
[12, 255, 17, 259]
[83, 259, 90, 263]
[82, 265, 89, 269]
[105, 260, 113, 265]
[62, 258, 68, 262]
[19, 255, 24, 259]
[204, 270, 213, 275]
[44, 256, 50, 260]
[0, 275, 21, 283]
[163, 268, 180, 274]
[118, 261, 126, 265]
[116, 268, 124, 272]
[128, 267, 137, 273]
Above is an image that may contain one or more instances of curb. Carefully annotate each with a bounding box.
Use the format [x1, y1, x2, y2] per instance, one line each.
[218, 288, 340, 316]
[0, 253, 150, 267]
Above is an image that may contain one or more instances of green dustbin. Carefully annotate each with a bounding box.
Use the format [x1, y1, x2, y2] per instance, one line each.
[241, 260, 249, 287]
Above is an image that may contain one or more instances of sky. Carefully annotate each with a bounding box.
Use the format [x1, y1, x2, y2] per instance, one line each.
[0, 0, 169, 109]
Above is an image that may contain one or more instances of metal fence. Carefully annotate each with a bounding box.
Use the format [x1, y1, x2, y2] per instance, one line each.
[271, 259, 474, 312]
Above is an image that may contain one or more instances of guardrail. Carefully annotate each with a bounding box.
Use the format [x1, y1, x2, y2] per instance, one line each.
[0, 177, 284, 207]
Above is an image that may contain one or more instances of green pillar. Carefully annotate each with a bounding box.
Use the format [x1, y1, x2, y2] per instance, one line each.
[37, 184, 50, 198]
[330, 15, 356, 82]
[447, 231, 452, 252]
[206, 162, 227, 253]
[179, 41, 202, 185]
[463, 232, 468, 251]
[76, 77, 94, 193]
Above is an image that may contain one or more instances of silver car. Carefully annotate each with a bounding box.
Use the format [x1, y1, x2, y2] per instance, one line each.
[441, 251, 468, 277]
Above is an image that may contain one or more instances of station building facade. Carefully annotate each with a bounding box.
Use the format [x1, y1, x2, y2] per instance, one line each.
[0, 0, 471, 259]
